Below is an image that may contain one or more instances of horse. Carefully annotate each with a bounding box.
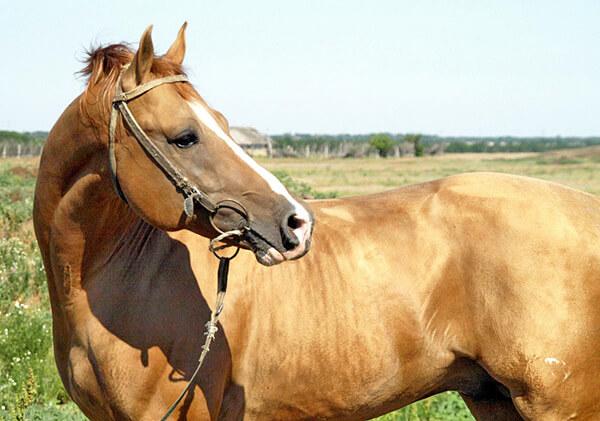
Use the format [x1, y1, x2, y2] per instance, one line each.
[34, 24, 600, 420]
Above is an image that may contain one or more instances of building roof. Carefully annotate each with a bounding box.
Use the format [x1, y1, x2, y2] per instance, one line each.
[229, 127, 272, 147]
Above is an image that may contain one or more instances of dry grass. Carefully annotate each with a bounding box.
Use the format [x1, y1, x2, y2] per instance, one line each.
[259, 150, 600, 197]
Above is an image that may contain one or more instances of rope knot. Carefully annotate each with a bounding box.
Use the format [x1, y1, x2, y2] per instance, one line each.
[204, 320, 219, 339]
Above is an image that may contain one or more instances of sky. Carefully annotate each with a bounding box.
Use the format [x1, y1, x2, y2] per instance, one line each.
[1, 1, 599, 136]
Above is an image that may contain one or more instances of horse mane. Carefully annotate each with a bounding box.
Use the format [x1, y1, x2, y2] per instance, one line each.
[78, 43, 198, 131]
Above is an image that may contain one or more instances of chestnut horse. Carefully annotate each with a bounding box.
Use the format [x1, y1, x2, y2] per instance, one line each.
[34, 25, 600, 420]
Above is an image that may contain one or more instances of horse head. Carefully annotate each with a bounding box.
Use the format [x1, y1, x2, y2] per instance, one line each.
[88, 24, 313, 265]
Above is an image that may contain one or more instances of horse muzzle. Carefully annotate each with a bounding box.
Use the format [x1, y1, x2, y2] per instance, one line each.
[243, 210, 313, 266]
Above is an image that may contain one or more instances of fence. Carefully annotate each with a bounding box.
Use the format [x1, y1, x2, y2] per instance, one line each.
[0, 143, 44, 158]
[273, 141, 417, 158]
[0, 141, 433, 159]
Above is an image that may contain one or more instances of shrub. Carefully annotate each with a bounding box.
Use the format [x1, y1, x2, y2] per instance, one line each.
[369, 134, 395, 157]
[272, 170, 338, 199]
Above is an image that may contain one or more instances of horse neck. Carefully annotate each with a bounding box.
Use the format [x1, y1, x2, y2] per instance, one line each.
[35, 98, 143, 290]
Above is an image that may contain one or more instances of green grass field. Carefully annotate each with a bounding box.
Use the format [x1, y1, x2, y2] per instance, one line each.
[3, 149, 600, 419]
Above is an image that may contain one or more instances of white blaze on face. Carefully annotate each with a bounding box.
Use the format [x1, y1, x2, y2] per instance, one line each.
[187, 101, 312, 225]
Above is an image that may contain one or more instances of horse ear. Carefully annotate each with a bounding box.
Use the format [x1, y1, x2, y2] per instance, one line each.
[212, 109, 230, 133]
[165, 22, 187, 65]
[125, 25, 154, 85]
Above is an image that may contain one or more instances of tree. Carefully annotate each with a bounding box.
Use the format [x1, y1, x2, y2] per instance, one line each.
[369, 134, 395, 157]
[404, 134, 424, 157]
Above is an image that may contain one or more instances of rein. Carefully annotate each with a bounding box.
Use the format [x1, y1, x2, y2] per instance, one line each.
[107, 66, 245, 420]
[159, 230, 242, 421]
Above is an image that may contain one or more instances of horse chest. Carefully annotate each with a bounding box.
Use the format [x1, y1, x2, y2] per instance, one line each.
[67, 329, 219, 420]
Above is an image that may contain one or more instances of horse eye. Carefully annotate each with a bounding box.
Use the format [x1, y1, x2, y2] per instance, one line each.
[169, 132, 198, 149]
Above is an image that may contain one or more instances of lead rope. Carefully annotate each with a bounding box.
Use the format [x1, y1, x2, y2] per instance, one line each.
[159, 229, 243, 421]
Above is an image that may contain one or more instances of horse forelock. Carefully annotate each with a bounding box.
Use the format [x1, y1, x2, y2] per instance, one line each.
[77, 43, 200, 132]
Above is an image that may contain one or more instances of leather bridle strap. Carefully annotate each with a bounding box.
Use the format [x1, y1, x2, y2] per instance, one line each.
[108, 67, 216, 215]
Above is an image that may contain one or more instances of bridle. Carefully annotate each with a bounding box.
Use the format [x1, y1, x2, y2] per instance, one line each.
[108, 65, 285, 250]
[109, 65, 218, 218]
[108, 65, 245, 420]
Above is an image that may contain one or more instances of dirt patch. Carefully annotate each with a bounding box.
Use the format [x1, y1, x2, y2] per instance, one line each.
[8, 190, 23, 203]
[542, 146, 600, 159]
[9, 165, 38, 178]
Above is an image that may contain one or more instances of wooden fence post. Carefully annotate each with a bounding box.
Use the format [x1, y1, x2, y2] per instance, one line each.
[341, 142, 348, 157]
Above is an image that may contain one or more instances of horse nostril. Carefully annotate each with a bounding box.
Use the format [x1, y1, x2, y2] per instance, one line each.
[287, 214, 304, 230]
[281, 212, 307, 251]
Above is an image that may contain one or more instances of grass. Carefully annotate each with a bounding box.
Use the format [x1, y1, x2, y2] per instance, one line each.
[0, 159, 80, 420]
[4, 149, 600, 419]
[375, 393, 473, 421]
[259, 151, 600, 197]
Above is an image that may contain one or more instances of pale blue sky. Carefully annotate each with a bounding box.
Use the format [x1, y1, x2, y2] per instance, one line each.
[1, 1, 599, 136]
